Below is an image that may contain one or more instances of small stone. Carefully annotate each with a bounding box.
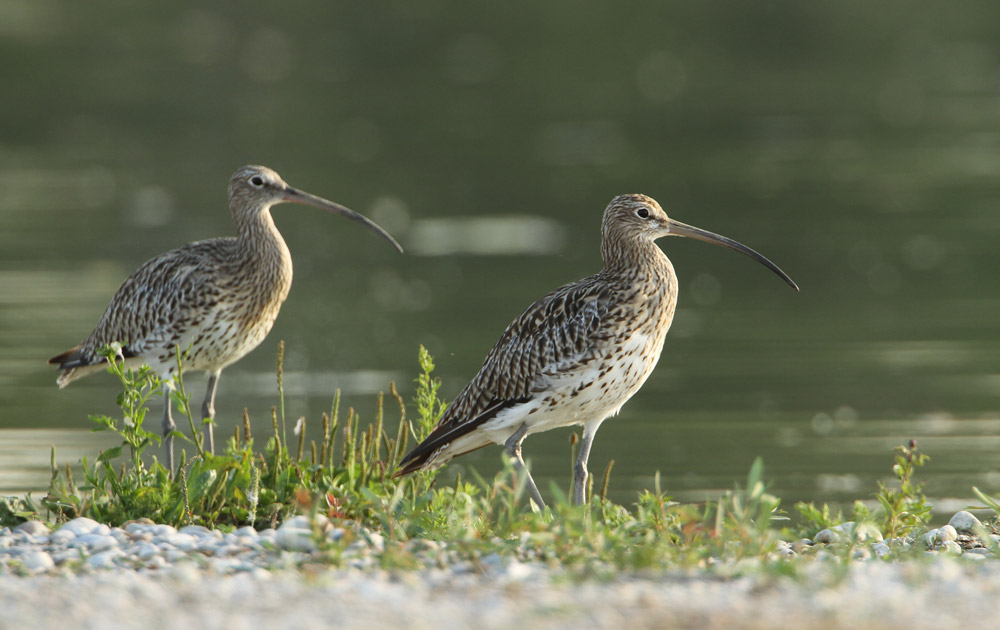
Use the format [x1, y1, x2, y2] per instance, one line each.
[75, 534, 118, 552]
[86, 549, 124, 569]
[275, 525, 315, 552]
[169, 562, 203, 583]
[940, 540, 962, 555]
[813, 529, 841, 544]
[124, 522, 150, 535]
[20, 550, 54, 573]
[937, 525, 958, 543]
[920, 529, 941, 548]
[791, 538, 812, 553]
[234, 526, 258, 538]
[134, 542, 160, 560]
[964, 547, 992, 558]
[52, 549, 83, 566]
[151, 524, 177, 537]
[872, 542, 891, 558]
[364, 531, 385, 553]
[50, 529, 77, 544]
[168, 533, 198, 551]
[179, 525, 214, 538]
[948, 511, 982, 534]
[15, 521, 50, 536]
[60, 517, 102, 537]
[123, 517, 155, 530]
[832, 521, 882, 542]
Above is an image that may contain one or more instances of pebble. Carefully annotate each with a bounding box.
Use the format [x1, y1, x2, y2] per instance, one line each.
[1, 508, 997, 579]
[948, 511, 983, 534]
[20, 551, 54, 573]
[940, 541, 963, 555]
[937, 525, 958, 543]
[813, 529, 841, 544]
[15, 521, 50, 536]
[59, 518, 101, 537]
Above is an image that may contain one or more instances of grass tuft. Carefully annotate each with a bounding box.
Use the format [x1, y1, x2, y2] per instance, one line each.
[0, 345, 978, 572]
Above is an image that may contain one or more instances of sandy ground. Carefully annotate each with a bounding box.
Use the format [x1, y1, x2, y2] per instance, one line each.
[1, 558, 996, 630]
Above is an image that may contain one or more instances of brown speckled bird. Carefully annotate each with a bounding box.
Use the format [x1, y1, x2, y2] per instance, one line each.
[50, 165, 403, 472]
[396, 194, 797, 509]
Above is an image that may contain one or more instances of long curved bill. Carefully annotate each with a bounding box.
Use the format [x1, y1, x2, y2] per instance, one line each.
[284, 187, 404, 253]
[667, 219, 798, 291]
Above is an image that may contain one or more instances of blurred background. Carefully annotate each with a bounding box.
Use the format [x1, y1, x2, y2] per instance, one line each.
[2, 1, 999, 511]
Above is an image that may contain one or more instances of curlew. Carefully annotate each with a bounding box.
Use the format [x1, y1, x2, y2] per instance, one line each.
[396, 194, 797, 509]
[50, 165, 403, 472]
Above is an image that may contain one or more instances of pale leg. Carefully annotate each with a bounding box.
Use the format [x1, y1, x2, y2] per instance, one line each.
[201, 369, 221, 454]
[162, 383, 176, 473]
[573, 421, 603, 505]
[504, 423, 546, 511]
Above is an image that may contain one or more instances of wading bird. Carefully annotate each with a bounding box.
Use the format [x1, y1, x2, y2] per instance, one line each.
[396, 194, 796, 509]
[50, 165, 403, 472]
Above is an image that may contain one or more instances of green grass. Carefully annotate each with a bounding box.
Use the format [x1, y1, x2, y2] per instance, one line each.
[1, 343, 998, 572]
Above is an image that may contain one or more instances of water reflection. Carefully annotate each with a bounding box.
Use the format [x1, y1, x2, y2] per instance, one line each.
[408, 216, 565, 256]
[3, 2, 1000, 512]
[0, 430, 115, 496]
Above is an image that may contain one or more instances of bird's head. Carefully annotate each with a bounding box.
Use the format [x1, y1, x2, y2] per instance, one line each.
[228, 165, 403, 253]
[602, 193, 798, 291]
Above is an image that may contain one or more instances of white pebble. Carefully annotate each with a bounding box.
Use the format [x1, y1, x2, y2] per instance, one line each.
[813, 529, 841, 544]
[75, 534, 119, 552]
[60, 517, 102, 537]
[948, 511, 982, 534]
[234, 526, 258, 537]
[872, 542, 891, 558]
[940, 540, 963, 555]
[365, 531, 385, 553]
[15, 521, 50, 536]
[133, 542, 160, 560]
[20, 550, 54, 573]
[50, 529, 77, 544]
[168, 533, 198, 551]
[179, 525, 214, 538]
[86, 549, 124, 569]
[151, 524, 177, 537]
[274, 526, 316, 552]
[169, 562, 203, 583]
[124, 522, 150, 535]
[937, 525, 958, 543]
[920, 529, 940, 548]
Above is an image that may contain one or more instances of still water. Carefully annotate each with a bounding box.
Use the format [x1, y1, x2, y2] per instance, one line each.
[3, 2, 1000, 511]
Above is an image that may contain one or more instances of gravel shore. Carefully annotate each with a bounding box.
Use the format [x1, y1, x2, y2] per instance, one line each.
[3, 559, 999, 630]
[2, 514, 998, 629]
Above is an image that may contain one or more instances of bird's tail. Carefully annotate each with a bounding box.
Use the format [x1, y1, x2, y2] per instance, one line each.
[394, 397, 531, 477]
[49, 345, 105, 388]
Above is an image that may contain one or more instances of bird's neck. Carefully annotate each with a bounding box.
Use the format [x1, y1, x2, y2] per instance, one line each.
[602, 236, 673, 283]
[235, 206, 293, 285]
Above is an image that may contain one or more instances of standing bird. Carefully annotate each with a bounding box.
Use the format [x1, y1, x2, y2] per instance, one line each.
[396, 194, 796, 509]
[50, 165, 403, 472]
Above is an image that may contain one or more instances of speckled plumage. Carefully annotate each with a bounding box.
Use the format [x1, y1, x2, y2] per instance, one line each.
[397, 194, 797, 508]
[51, 165, 402, 471]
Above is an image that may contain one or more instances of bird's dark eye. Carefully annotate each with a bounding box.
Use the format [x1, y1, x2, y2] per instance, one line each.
[636, 208, 649, 219]
[250, 176, 264, 186]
